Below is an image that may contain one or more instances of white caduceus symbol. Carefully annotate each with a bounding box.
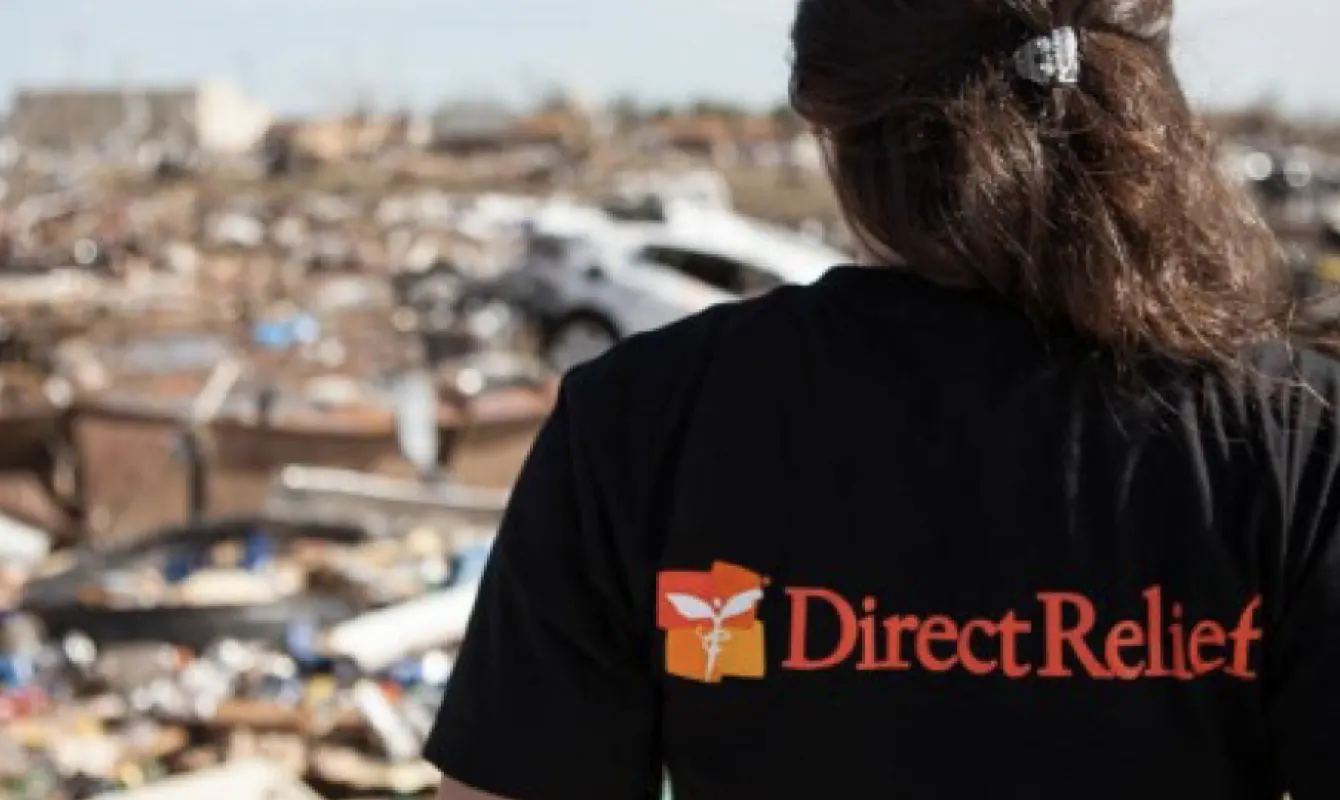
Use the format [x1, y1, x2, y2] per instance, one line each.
[666, 588, 764, 681]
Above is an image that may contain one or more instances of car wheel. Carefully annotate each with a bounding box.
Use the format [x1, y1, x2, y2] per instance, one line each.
[545, 314, 619, 372]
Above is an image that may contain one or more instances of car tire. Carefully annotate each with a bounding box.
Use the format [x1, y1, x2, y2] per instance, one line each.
[544, 313, 620, 372]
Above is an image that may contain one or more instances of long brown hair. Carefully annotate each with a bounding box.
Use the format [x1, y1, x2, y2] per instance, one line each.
[790, 0, 1295, 368]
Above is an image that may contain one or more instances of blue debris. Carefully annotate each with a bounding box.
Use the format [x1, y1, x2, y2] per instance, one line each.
[0, 655, 34, 690]
[162, 551, 204, 585]
[240, 531, 275, 572]
[449, 543, 493, 587]
[285, 619, 325, 667]
[386, 659, 422, 686]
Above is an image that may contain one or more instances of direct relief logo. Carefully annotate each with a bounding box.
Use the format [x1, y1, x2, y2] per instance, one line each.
[658, 562, 1265, 685]
[657, 562, 766, 684]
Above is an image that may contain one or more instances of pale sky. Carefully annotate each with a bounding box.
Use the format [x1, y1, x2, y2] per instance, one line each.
[1, 0, 1337, 117]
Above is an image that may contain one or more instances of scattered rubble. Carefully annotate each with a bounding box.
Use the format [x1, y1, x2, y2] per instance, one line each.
[0, 133, 841, 799]
[1, 512, 487, 798]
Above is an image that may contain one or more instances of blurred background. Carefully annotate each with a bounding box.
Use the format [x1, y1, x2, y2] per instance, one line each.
[0, 1, 1338, 797]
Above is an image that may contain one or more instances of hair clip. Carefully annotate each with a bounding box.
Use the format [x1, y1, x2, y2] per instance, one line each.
[1013, 27, 1081, 88]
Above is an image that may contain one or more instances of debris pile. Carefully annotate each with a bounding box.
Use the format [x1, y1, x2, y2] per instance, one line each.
[1, 110, 874, 799]
[1, 515, 493, 799]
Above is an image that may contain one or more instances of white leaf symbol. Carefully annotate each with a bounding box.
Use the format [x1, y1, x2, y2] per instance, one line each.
[666, 593, 716, 621]
[719, 588, 764, 621]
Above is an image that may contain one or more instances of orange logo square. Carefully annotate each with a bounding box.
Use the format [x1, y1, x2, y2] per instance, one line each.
[657, 562, 766, 684]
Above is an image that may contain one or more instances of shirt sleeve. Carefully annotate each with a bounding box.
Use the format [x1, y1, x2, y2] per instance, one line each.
[423, 379, 661, 800]
[1265, 364, 1340, 798]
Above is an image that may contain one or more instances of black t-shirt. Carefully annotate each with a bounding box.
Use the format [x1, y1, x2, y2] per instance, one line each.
[425, 266, 1340, 800]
